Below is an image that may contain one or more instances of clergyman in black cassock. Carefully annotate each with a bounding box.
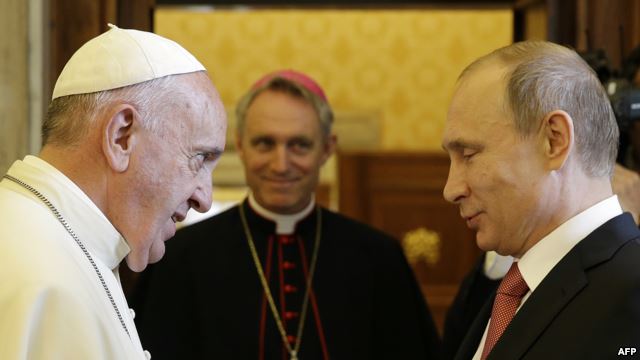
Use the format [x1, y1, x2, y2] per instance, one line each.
[131, 197, 440, 359]
[130, 69, 441, 359]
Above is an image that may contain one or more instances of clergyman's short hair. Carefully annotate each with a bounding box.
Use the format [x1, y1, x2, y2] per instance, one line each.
[235, 76, 334, 140]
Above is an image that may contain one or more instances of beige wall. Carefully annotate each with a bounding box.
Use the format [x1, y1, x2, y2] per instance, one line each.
[156, 8, 513, 151]
[0, 0, 29, 175]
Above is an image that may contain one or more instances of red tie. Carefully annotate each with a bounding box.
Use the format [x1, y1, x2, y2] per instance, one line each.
[481, 262, 529, 359]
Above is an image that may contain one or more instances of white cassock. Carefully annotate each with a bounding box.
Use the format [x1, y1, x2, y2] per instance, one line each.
[0, 156, 149, 360]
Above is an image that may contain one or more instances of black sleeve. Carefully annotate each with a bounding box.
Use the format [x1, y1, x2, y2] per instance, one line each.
[442, 253, 500, 360]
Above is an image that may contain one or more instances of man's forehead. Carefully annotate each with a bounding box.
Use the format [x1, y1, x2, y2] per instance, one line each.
[443, 79, 513, 149]
[246, 103, 321, 130]
[454, 61, 509, 107]
[188, 93, 227, 147]
[245, 127, 316, 141]
[441, 115, 486, 151]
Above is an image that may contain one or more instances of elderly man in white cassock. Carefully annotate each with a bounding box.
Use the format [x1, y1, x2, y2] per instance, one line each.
[0, 25, 227, 359]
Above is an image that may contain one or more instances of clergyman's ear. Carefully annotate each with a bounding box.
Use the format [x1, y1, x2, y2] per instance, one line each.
[235, 131, 244, 156]
[102, 104, 140, 172]
[320, 133, 337, 165]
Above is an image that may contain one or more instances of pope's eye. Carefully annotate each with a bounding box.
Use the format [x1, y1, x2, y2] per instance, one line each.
[189, 153, 206, 168]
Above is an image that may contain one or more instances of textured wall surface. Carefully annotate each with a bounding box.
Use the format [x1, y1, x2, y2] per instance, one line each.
[0, 0, 29, 174]
[155, 8, 512, 150]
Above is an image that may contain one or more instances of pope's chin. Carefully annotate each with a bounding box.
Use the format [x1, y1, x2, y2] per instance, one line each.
[125, 241, 166, 272]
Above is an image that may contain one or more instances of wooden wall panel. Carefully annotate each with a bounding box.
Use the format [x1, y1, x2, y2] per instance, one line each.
[49, 0, 156, 91]
[516, 0, 640, 71]
[369, 192, 480, 282]
[0, 0, 29, 175]
[514, 0, 577, 45]
[338, 151, 482, 333]
[579, 0, 640, 68]
[49, 0, 112, 88]
[118, 0, 155, 31]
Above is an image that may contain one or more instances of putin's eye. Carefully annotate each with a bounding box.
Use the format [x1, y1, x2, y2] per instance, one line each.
[462, 149, 478, 161]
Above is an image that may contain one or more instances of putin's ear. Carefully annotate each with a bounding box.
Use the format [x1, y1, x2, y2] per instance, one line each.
[542, 110, 574, 171]
[102, 104, 140, 172]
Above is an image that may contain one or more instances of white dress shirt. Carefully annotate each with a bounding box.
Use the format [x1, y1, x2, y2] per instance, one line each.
[472, 195, 623, 359]
[0, 156, 149, 359]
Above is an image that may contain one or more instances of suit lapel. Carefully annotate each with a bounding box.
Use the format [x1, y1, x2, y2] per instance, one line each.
[487, 253, 587, 359]
[487, 213, 639, 359]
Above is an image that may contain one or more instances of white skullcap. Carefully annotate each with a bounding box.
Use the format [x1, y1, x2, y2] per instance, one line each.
[52, 24, 205, 100]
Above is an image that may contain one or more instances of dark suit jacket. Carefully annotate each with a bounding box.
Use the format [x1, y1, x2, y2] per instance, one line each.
[130, 201, 440, 360]
[455, 213, 640, 360]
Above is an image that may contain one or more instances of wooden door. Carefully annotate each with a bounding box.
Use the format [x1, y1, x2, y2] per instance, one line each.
[338, 151, 482, 333]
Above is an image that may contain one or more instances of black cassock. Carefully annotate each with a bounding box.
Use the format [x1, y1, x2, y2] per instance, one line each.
[130, 200, 441, 359]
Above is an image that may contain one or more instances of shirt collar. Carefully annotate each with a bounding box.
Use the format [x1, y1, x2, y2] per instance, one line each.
[517, 195, 622, 293]
[248, 192, 315, 235]
[8, 156, 130, 270]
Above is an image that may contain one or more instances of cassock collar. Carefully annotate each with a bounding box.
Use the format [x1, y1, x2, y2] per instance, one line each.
[247, 192, 315, 235]
[6, 156, 130, 270]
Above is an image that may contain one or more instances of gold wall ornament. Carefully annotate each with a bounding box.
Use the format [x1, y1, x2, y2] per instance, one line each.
[402, 227, 441, 266]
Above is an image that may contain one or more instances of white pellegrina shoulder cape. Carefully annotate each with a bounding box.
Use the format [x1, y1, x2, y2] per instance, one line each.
[0, 156, 149, 360]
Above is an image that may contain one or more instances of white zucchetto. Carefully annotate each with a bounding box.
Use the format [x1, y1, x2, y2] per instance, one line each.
[52, 24, 205, 100]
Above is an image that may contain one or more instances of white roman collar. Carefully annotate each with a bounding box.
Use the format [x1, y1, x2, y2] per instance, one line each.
[248, 192, 315, 235]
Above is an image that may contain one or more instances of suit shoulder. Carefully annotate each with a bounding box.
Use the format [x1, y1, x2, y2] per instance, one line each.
[609, 236, 640, 275]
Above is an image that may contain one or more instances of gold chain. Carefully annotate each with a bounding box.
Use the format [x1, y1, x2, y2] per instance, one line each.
[239, 204, 322, 360]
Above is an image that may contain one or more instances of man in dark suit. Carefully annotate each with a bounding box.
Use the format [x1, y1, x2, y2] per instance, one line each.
[441, 41, 640, 359]
[443, 162, 640, 359]
[130, 70, 440, 359]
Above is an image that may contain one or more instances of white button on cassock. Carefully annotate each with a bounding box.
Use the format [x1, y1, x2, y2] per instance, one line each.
[144, 350, 151, 359]
[129, 308, 136, 319]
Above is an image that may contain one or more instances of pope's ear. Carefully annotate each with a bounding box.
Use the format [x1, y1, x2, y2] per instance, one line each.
[102, 104, 140, 172]
[543, 110, 574, 171]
